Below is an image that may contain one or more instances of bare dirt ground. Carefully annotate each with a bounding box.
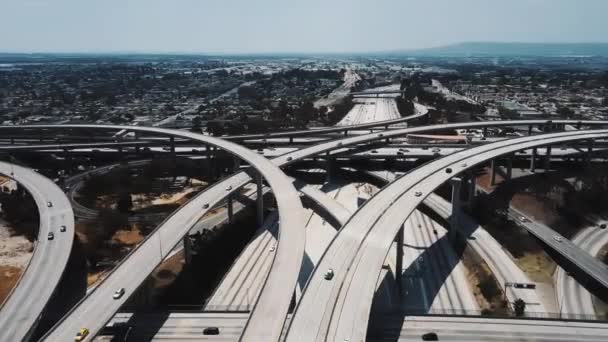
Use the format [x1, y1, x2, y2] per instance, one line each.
[461, 246, 510, 315]
[475, 169, 557, 284]
[0, 218, 33, 303]
[151, 250, 185, 291]
[476, 167, 504, 191]
[95, 184, 205, 212]
[80, 223, 145, 287]
[0, 265, 22, 303]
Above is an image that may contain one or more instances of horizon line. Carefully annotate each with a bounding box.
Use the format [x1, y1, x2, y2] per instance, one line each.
[2, 41, 608, 57]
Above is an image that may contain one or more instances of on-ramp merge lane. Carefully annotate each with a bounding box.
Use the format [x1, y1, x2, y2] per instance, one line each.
[0, 161, 75, 342]
[286, 129, 608, 342]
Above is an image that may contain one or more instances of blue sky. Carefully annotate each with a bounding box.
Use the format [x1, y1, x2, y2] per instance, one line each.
[1, 0, 607, 53]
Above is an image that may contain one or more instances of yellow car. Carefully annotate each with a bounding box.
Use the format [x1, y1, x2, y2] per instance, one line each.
[75, 328, 89, 341]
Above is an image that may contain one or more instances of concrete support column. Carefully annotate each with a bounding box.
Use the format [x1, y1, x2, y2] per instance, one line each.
[490, 159, 497, 186]
[227, 195, 234, 224]
[467, 172, 476, 209]
[343, 130, 348, 137]
[183, 235, 193, 265]
[530, 148, 537, 173]
[528, 125, 533, 136]
[587, 139, 594, 168]
[170, 136, 175, 154]
[449, 177, 462, 241]
[134, 132, 140, 154]
[325, 151, 333, 182]
[289, 136, 293, 144]
[545, 145, 552, 172]
[483, 127, 488, 137]
[233, 156, 240, 173]
[506, 156, 513, 180]
[256, 172, 264, 228]
[395, 224, 404, 296]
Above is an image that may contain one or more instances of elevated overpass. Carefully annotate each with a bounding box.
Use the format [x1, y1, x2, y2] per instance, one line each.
[3, 120, 608, 341]
[286, 129, 608, 342]
[0, 125, 308, 342]
[0, 162, 74, 342]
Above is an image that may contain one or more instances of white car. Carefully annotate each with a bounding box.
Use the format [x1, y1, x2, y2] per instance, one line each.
[47, 232, 54, 240]
[414, 191, 423, 197]
[113, 288, 125, 299]
[553, 235, 563, 243]
[60, 225, 67, 232]
[519, 216, 529, 223]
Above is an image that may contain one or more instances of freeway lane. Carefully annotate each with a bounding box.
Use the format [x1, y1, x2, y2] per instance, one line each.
[0, 162, 74, 342]
[368, 315, 608, 342]
[6, 125, 307, 342]
[365, 170, 547, 312]
[286, 130, 608, 342]
[556, 223, 608, 316]
[96, 312, 608, 341]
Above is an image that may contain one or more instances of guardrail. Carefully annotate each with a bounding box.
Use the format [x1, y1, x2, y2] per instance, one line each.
[389, 308, 608, 322]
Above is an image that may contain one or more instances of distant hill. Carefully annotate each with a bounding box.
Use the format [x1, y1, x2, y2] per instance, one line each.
[399, 42, 608, 57]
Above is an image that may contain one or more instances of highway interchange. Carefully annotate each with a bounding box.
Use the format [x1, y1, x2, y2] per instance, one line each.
[1, 92, 608, 341]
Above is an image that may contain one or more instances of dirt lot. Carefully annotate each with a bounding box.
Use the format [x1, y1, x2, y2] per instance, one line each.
[461, 246, 510, 315]
[0, 219, 33, 303]
[0, 265, 22, 303]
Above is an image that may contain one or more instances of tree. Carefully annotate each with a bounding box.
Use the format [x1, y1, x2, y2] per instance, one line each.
[295, 101, 316, 125]
[206, 120, 225, 136]
[514, 298, 526, 317]
[191, 116, 202, 132]
[98, 209, 129, 237]
[498, 106, 519, 119]
[238, 85, 258, 99]
[556, 106, 575, 119]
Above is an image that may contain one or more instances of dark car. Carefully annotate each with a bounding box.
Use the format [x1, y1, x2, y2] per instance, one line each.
[203, 327, 220, 335]
[422, 332, 439, 341]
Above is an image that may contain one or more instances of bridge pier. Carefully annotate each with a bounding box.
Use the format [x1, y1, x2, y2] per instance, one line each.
[183, 235, 193, 265]
[490, 160, 497, 186]
[289, 136, 293, 144]
[256, 172, 264, 228]
[134, 132, 140, 154]
[483, 127, 488, 137]
[227, 194, 234, 224]
[530, 148, 537, 173]
[544, 145, 552, 172]
[449, 177, 462, 241]
[325, 152, 333, 182]
[587, 139, 594, 168]
[233, 156, 240, 173]
[395, 224, 404, 297]
[466, 171, 476, 209]
[506, 156, 513, 180]
[528, 125, 533, 136]
[343, 130, 348, 137]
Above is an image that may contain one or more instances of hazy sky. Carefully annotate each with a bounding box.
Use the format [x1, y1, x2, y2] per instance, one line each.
[1, 0, 607, 54]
